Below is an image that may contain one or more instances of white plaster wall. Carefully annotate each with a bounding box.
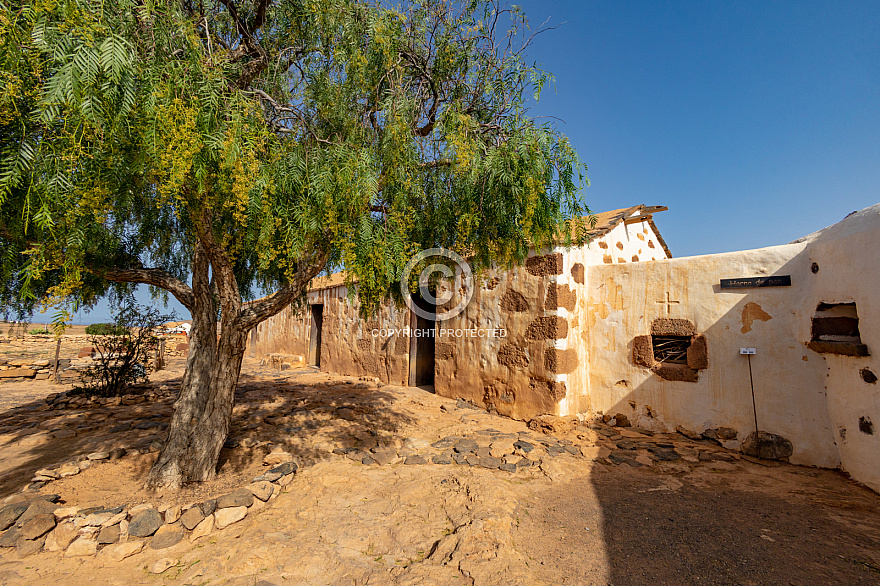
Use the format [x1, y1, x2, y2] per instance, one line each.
[802, 205, 880, 491]
[583, 242, 840, 469]
[561, 218, 669, 416]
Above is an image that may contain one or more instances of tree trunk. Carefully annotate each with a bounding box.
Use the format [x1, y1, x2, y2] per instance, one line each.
[146, 243, 248, 489]
[144, 237, 329, 490]
[145, 323, 248, 489]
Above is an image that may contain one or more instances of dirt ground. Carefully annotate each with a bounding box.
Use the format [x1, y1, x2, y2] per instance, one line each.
[0, 356, 878, 585]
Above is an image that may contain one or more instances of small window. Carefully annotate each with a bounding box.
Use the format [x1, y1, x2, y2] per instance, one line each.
[652, 335, 691, 364]
[811, 302, 860, 343]
[808, 302, 869, 357]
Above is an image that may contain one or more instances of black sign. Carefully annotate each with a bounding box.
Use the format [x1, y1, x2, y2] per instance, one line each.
[720, 275, 792, 289]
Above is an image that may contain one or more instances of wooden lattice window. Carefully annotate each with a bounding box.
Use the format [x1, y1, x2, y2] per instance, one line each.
[652, 335, 691, 364]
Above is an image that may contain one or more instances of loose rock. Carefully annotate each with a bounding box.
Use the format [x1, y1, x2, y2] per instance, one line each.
[216, 489, 253, 509]
[44, 522, 78, 552]
[247, 481, 274, 502]
[65, 537, 98, 557]
[163, 505, 182, 524]
[150, 524, 185, 549]
[20, 514, 55, 540]
[150, 558, 177, 574]
[97, 540, 144, 562]
[180, 507, 205, 531]
[57, 463, 80, 477]
[214, 506, 247, 530]
[97, 524, 120, 544]
[16, 536, 45, 557]
[127, 508, 163, 538]
[0, 503, 28, 531]
[263, 450, 293, 467]
[190, 514, 214, 541]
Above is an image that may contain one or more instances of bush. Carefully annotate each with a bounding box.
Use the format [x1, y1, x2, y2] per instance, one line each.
[85, 323, 127, 336]
[76, 305, 175, 396]
[28, 328, 50, 335]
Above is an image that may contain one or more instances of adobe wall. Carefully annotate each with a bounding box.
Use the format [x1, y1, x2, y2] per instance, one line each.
[247, 285, 411, 385]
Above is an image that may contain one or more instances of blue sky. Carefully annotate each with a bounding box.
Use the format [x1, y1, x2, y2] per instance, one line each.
[519, 0, 879, 256]
[64, 1, 879, 324]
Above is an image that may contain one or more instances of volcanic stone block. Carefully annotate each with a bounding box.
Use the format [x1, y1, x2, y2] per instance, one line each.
[544, 348, 577, 374]
[687, 334, 709, 369]
[525, 316, 569, 340]
[650, 319, 696, 337]
[525, 253, 563, 276]
[498, 344, 529, 369]
[741, 431, 793, 460]
[500, 290, 530, 312]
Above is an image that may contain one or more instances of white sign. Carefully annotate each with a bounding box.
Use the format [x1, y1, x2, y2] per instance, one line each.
[740, 348, 757, 355]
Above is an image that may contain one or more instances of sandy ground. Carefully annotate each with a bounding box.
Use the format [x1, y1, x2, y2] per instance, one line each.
[0, 357, 878, 585]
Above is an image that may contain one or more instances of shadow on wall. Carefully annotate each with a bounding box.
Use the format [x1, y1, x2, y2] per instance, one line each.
[588, 218, 880, 488]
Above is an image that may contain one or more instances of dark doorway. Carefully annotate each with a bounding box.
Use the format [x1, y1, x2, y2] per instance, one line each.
[309, 304, 324, 367]
[409, 292, 436, 388]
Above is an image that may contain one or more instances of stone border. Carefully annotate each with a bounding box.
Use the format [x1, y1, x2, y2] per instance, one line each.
[0, 461, 298, 561]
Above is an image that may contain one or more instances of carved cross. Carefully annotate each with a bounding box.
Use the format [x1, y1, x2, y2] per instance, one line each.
[656, 292, 680, 315]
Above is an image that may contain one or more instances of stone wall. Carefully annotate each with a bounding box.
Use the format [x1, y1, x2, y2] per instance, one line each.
[434, 257, 565, 420]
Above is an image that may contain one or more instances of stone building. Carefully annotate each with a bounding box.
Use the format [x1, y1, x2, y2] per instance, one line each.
[249, 203, 880, 492]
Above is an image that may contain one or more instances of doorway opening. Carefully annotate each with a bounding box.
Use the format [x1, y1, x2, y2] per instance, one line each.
[409, 292, 436, 389]
[309, 304, 324, 367]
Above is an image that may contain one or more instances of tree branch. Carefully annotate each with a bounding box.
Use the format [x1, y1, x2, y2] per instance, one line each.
[239, 244, 330, 330]
[94, 267, 195, 311]
[196, 216, 242, 320]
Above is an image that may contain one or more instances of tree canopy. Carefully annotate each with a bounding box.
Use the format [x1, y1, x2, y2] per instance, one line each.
[1, 0, 589, 321]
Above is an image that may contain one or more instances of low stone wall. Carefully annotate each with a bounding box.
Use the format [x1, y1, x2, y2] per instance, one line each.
[0, 455, 297, 563]
[0, 334, 187, 385]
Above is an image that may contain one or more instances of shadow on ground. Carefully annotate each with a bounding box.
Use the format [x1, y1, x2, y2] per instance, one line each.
[0, 359, 415, 501]
[516, 457, 880, 584]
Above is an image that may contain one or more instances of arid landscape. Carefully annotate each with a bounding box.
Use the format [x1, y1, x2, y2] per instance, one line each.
[0, 333, 878, 585]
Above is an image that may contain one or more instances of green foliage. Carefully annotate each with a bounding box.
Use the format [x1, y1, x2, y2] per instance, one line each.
[76, 304, 173, 396]
[85, 322, 127, 336]
[0, 0, 590, 321]
[27, 327, 49, 335]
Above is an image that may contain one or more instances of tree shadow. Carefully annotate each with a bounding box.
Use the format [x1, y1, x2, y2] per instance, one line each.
[0, 361, 417, 501]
